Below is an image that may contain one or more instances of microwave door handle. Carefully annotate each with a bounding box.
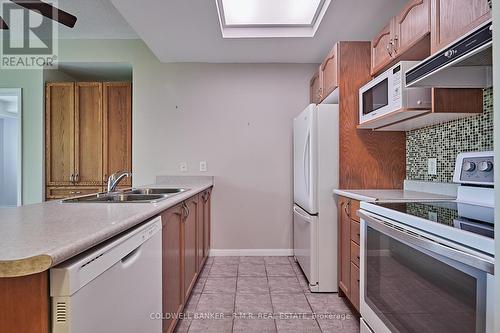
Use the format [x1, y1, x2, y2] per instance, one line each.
[358, 211, 494, 274]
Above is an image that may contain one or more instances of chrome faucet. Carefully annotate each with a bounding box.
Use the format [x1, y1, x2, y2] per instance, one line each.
[107, 171, 132, 193]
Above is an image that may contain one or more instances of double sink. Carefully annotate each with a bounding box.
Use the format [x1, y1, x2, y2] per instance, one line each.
[62, 188, 188, 203]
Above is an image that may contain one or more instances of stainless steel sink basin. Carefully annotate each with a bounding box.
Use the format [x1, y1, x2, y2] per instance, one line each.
[125, 188, 187, 195]
[61, 188, 188, 203]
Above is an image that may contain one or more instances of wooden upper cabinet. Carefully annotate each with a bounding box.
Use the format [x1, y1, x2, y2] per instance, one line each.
[431, 0, 491, 53]
[309, 70, 321, 104]
[394, 0, 430, 55]
[371, 22, 394, 75]
[161, 204, 184, 333]
[75, 83, 103, 185]
[45, 83, 75, 185]
[103, 82, 132, 186]
[320, 44, 339, 99]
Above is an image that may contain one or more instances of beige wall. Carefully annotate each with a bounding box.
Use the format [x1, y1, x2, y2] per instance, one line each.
[133, 63, 316, 251]
[1, 39, 316, 250]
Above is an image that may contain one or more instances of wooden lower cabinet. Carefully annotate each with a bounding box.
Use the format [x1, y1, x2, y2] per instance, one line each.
[45, 186, 102, 200]
[202, 189, 212, 261]
[338, 196, 361, 312]
[162, 189, 212, 333]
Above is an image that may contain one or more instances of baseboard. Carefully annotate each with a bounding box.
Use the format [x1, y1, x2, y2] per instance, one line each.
[209, 249, 293, 257]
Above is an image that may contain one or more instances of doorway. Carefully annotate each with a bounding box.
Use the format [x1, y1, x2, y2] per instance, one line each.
[0, 88, 22, 207]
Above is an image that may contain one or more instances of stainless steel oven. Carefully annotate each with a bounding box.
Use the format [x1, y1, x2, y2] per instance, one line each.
[358, 210, 494, 333]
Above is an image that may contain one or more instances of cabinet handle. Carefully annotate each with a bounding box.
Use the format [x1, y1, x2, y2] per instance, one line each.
[75, 173, 79, 182]
[70, 174, 74, 183]
[386, 39, 393, 57]
[392, 35, 398, 54]
[344, 201, 350, 216]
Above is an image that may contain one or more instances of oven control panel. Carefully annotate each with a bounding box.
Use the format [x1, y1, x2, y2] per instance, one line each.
[453, 151, 494, 185]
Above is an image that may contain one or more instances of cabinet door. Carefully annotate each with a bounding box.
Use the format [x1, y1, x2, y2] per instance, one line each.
[371, 21, 394, 75]
[74, 83, 103, 185]
[46, 186, 101, 200]
[183, 198, 199, 299]
[103, 82, 132, 186]
[394, 0, 430, 54]
[45, 83, 75, 185]
[320, 44, 339, 99]
[309, 70, 321, 104]
[203, 189, 212, 259]
[338, 197, 351, 297]
[350, 263, 360, 311]
[161, 204, 183, 333]
[196, 193, 204, 270]
[431, 0, 491, 53]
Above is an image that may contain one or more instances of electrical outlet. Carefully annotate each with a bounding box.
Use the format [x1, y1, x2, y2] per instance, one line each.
[428, 158, 437, 175]
[199, 161, 207, 172]
[180, 162, 188, 173]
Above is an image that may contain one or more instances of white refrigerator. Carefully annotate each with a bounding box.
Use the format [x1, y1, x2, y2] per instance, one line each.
[293, 103, 339, 292]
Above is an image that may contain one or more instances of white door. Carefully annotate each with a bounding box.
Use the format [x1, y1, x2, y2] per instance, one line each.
[293, 204, 318, 285]
[293, 104, 318, 214]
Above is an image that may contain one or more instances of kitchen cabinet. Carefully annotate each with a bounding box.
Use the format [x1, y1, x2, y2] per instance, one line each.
[103, 82, 132, 187]
[45, 82, 132, 200]
[319, 44, 339, 100]
[45, 83, 75, 185]
[183, 197, 199, 299]
[45, 186, 102, 200]
[197, 189, 212, 269]
[202, 189, 212, 260]
[338, 196, 360, 312]
[431, 0, 491, 54]
[371, 0, 431, 76]
[309, 70, 321, 104]
[161, 204, 184, 333]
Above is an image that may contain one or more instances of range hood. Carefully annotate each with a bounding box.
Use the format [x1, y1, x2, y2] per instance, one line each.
[406, 21, 492, 88]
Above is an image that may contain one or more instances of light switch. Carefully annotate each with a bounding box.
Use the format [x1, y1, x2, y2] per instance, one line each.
[428, 158, 437, 175]
[180, 162, 188, 172]
[200, 161, 207, 172]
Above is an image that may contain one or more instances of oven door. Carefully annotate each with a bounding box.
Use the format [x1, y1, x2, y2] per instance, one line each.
[358, 210, 494, 333]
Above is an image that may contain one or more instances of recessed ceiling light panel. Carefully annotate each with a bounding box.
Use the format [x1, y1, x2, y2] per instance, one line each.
[216, 0, 332, 38]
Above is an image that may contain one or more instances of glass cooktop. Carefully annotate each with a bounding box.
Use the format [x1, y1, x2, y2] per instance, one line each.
[374, 201, 494, 239]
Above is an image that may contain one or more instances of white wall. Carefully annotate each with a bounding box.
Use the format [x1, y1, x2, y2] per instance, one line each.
[134, 63, 315, 251]
[0, 116, 18, 207]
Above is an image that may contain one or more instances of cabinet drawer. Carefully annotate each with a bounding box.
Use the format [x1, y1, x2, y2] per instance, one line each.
[46, 187, 101, 200]
[350, 263, 360, 311]
[350, 241, 360, 267]
[349, 200, 360, 222]
[350, 221, 360, 244]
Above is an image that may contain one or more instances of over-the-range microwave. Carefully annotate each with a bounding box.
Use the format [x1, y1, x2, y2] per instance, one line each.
[359, 61, 431, 128]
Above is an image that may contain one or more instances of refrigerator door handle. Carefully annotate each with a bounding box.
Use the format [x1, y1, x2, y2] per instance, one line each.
[293, 205, 313, 223]
[303, 131, 310, 197]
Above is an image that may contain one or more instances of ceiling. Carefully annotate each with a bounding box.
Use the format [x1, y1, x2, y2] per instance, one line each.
[55, 0, 138, 39]
[110, 0, 408, 63]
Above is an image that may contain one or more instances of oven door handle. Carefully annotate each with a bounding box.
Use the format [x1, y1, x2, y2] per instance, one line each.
[358, 211, 494, 274]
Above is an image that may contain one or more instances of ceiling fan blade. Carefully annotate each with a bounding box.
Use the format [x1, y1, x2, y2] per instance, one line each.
[0, 17, 9, 29]
[9, 0, 77, 28]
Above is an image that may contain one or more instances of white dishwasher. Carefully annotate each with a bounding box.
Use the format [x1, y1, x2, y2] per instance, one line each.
[50, 217, 162, 333]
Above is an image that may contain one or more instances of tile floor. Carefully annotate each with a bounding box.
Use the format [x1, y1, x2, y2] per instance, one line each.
[174, 256, 360, 333]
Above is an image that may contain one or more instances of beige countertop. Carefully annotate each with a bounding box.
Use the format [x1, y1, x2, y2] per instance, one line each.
[0, 177, 213, 278]
[333, 189, 456, 202]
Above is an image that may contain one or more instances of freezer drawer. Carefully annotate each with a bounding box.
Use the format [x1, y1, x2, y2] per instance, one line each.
[293, 205, 318, 285]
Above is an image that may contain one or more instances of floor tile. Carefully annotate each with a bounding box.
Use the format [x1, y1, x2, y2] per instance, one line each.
[296, 273, 311, 292]
[200, 264, 212, 278]
[317, 316, 360, 333]
[213, 256, 240, 264]
[195, 293, 235, 315]
[306, 293, 352, 315]
[238, 263, 266, 276]
[268, 277, 302, 294]
[237, 277, 270, 294]
[271, 294, 313, 314]
[240, 256, 265, 264]
[209, 263, 238, 277]
[188, 317, 233, 333]
[233, 318, 277, 333]
[275, 318, 321, 333]
[192, 278, 206, 294]
[264, 256, 292, 265]
[235, 293, 273, 314]
[174, 319, 192, 333]
[204, 277, 237, 294]
[184, 293, 201, 313]
[266, 264, 296, 277]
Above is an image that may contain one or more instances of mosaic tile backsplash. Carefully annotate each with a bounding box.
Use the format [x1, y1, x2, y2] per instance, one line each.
[406, 88, 493, 183]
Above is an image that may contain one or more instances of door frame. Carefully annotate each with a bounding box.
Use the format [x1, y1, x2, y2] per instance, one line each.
[0, 88, 22, 206]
